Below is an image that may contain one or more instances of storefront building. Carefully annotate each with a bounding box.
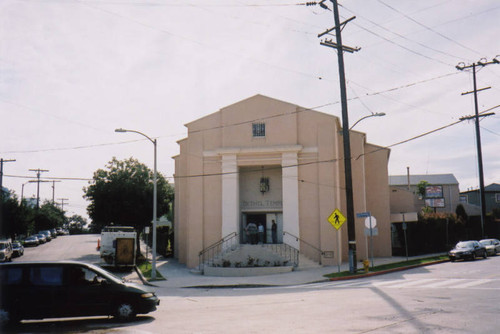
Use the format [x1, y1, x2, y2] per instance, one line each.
[173, 95, 392, 268]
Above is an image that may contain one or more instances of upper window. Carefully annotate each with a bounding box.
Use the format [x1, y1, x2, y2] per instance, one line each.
[496, 193, 500, 203]
[252, 123, 265, 137]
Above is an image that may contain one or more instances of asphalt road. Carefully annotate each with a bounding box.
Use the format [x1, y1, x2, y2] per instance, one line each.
[10, 234, 500, 333]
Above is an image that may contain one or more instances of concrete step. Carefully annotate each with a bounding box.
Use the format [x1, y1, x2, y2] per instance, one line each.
[296, 253, 322, 271]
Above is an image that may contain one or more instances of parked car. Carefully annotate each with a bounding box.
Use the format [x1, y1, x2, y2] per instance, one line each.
[0, 261, 159, 325]
[448, 240, 488, 262]
[39, 230, 52, 241]
[23, 236, 39, 247]
[479, 239, 500, 256]
[11, 242, 24, 257]
[35, 234, 47, 244]
[0, 240, 13, 262]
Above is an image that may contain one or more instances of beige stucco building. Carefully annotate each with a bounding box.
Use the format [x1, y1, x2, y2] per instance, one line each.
[173, 95, 392, 269]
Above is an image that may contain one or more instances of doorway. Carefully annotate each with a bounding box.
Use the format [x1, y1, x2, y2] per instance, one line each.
[241, 213, 283, 244]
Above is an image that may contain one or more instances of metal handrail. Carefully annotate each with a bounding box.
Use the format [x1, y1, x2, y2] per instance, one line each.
[283, 231, 325, 265]
[263, 243, 299, 267]
[198, 232, 239, 273]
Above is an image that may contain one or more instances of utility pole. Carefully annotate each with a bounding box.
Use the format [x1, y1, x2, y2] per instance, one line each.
[58, 198, 69, 211]
[0, 158, 16, 235]
[50, 180, 61, 203]
[457, 56, 498, 238]
[29, 169, 49, 209]
[318, 0, 360, 273]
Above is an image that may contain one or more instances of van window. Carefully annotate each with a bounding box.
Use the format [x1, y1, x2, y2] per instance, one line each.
[1, 267, 23, 285]
[30, 266, 63, 286]
[69, 266, 100, 285]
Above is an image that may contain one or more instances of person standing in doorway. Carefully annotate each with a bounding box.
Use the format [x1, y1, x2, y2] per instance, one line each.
[246, 221, 258, 244]
[271, 220, 277, 244]
[258, 223, 265, 244]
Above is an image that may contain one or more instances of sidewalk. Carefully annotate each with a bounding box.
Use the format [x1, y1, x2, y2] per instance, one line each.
[129, 253, 447, 289]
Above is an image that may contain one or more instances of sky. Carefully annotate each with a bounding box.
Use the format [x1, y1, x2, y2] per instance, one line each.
[1, 0, 499, 221]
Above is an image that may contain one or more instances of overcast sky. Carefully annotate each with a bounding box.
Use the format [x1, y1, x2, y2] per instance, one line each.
[1, 0, 499, 221]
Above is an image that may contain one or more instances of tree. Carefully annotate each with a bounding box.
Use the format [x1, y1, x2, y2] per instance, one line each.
[35, 200, 67, 232]
[68, 214, 88, 234]
[1, 192, 35, 238]
[417, 180, 429, 199]
[83, 157, 174, 255]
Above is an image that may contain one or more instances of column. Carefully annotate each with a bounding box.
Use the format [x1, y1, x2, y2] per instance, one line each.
[221, 154, 239, 238]
[282, 152, 300, 249]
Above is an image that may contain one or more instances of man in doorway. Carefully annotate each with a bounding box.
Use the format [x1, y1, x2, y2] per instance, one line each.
[258, 223, 264, 244]
[246, 221, 258, 244]
[271, 220, 277, 244]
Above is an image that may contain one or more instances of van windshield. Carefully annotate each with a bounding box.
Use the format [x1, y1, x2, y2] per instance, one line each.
[0, 243, 7, 250]
[85, 263, 124, 284]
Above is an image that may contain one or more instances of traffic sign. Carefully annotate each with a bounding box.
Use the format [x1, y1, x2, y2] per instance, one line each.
[356, 211, 370, 218]
[364, 227, 378, 236]
[364, 216, 377, 229]
[328, 209, 346, 230]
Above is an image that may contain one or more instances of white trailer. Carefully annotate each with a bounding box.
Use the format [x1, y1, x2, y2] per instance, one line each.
[99, 226, 137, 266]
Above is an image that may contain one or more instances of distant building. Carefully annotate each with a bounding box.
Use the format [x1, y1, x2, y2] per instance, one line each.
[389, 174, 460, 215]
[460, 183, 500, 214]
[173, 95, 392, 268]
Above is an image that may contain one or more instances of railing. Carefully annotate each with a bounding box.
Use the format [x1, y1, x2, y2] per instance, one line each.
[263, 243, 299, 267]
[198, 232, 239, 273]
[283, 231, 325, 265]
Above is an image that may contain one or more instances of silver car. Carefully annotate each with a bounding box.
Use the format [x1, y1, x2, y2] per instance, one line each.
[479, 239, 500, 256]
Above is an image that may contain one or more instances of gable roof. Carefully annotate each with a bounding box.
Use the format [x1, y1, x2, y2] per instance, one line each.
[460, 183, 500, 194]
[389, 174, 458, 186]
[485, 183, 500, 192]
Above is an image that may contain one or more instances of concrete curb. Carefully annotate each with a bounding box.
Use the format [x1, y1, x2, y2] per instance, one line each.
[133, 265, 158, 287]
[328, 259, 449, 281]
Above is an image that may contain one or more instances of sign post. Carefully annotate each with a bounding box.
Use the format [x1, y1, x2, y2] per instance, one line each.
[365, 216, 377, 267]
[328, 209, 346, 272]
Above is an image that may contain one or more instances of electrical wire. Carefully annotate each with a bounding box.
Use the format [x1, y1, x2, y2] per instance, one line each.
[376, 0, 483, 57]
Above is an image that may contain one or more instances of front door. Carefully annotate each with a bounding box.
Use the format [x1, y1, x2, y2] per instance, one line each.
[242, 213, 266, 244]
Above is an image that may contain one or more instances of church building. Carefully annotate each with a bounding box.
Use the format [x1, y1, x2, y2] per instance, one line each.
[173, 95, 391, 269]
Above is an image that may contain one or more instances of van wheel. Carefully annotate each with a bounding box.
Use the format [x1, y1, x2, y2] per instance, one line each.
[115, 302, 136, 321]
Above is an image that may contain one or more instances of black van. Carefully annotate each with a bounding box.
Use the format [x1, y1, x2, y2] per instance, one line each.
[0, 261, 159, 325]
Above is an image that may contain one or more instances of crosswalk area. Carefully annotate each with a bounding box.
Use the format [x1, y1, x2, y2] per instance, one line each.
[300, 277, 500, 291]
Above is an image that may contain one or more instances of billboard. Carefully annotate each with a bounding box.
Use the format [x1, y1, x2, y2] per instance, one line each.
[425, 198, 445, 208]
[425, 185, 443, 198]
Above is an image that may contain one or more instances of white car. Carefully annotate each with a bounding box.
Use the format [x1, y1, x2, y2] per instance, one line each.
[479, 239, 500, 256]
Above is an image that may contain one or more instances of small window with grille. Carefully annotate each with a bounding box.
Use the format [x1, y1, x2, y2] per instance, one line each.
[252, 123, 265, 137]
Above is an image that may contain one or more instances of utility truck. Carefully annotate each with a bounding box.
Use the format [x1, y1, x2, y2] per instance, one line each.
[99, 226, 137, 266]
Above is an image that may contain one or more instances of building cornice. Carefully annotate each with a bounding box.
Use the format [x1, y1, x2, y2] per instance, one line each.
[203, 145, 306, 157]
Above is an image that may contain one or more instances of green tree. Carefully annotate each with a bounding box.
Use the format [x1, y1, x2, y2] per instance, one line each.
[417, 180, 429, 199]
[2, 192, 34, 238]
[83, 157, 174, 255]
[68, 214, 88, 234]
[35, 201, 67, 232]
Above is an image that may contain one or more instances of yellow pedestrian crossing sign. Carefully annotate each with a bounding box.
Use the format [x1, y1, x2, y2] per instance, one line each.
[328, 209, 346, 230]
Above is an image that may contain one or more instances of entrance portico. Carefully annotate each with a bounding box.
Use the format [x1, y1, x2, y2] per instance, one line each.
[219, 146, 301, 250]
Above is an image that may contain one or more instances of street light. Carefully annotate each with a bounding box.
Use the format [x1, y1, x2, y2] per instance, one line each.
[115, 128, 158, 280]
[349, 112, 386, 130]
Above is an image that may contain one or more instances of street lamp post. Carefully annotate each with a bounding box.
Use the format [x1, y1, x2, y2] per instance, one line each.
[115, 128, 158, 280]
[349, 112, 386, 130]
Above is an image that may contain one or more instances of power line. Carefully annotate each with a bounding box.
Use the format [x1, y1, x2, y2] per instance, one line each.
[340, 3, 463, 62]
[6, 104, 499, 183]
[376, 0, 483, 57]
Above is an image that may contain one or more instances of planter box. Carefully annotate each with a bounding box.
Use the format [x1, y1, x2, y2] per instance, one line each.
[204, 265, 294, 277]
